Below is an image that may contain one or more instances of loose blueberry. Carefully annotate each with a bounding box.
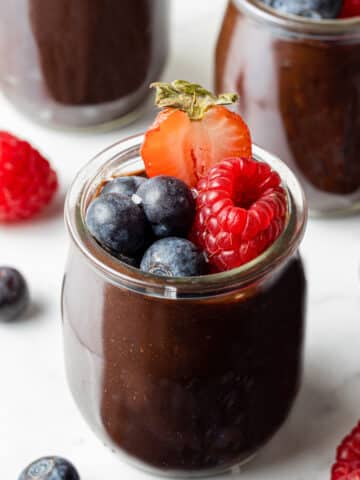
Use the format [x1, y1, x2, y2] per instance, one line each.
[0, 267, 29, 322]
[262, 0, 342, 18]
[136, 176, 195, 238]
[86, 193, 148, 255]
[101, 176, 146, 198]
[140, 237, 207, 277]
[18, 456, 80, 480]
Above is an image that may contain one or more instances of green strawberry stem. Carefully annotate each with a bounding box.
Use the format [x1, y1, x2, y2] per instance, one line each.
[150, 80, 238, 121]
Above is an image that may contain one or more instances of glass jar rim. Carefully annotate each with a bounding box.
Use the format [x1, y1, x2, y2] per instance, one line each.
[64, 133, 307, 299]
[233, 0, 360, 38]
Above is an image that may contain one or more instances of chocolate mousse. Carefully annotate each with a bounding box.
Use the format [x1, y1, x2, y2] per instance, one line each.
[63, 250, 306, 471]
[215, 1, 360, 198]
[29, 0, 153, 105]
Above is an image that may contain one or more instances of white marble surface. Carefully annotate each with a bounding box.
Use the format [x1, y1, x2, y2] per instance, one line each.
[1, 1, 359, 479]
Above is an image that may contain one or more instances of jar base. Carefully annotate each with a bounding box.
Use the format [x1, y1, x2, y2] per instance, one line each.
[0, 88, 153, 132]
[108, 448, 258, 479]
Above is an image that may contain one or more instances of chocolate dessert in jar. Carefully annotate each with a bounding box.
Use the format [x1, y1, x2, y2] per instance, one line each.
[0, 0, 169, 129]
[215, 0, 360, 214]
[62, 81, 307, 475]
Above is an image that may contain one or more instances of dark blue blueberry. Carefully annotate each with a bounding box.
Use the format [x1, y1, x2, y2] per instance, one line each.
[262, 0, 342, 18]
[18, 456, 80, 480]
[136, 176, 195, 238]
[0, 267, 29, 322]
[140, 237, 207, 277]
[85, 193, 148, 255]
[101, 176, 146, 198]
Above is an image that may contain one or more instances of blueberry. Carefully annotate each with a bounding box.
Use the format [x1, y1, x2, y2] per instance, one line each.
[136, 176, 195, 238]
[85, 193, 148, 255]
[101, 176, 146, 198]
[263, 0, 342, 18]
[18, 456, 80, 480]
[0, 267, 29, 322]
[140, 237, 207, 277]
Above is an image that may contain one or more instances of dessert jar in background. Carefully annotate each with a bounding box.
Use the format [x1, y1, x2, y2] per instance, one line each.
[215, 0, 360, 214]
[0, 0, 169, 129]
[62, 134, 307, 476]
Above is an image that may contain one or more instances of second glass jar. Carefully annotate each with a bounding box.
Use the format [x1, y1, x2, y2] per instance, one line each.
[0, 0, 169, 129]
[215, 0, 360, 214]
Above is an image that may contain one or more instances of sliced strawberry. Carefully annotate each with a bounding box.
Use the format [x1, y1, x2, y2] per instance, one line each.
[141, 81, 252, 188]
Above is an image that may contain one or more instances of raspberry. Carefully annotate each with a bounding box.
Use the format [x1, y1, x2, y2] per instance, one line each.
[0, 132, 58, 222]
[339, 0, 360, 18]
[190, 157, 287, 272]
[332, 422, 360, 480]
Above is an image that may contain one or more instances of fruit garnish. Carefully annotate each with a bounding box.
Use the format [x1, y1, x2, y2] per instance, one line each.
[18, 456, 80, 480]
[136, 176, 195, 237]
[262, 0, 342, 18]
[332, 421, 360, 480]
[190, 157, 287, 272]
[140, 237, 207, 277]
[141, 80, 252, 188]
[339, 0, 360, 17]
[0, 267, 29, 322]
[0, 131, 58, 222]
[101, 175, 146, 197]
[86, 193, 149, 256]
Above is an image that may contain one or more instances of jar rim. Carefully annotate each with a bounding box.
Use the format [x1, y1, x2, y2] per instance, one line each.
[233, 0, 360, 37]
[64, 134, 307, 299]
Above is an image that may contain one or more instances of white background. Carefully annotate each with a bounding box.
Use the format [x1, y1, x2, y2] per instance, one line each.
[1, 1, 360, 479]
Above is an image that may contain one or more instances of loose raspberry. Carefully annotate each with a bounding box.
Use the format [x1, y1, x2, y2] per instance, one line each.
[0, 132, 58, 222]
[332, 421, 360, 480]
[339, 0, 360, 17]
[190, 157, 287, 272]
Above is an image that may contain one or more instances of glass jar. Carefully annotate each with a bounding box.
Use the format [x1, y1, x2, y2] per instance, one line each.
[0, 0, 169, 129]
[215, 0, 360, 215]
[62, 134, 307, 476]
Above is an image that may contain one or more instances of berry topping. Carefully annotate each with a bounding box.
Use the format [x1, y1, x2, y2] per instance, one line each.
[262, 0, 342, 18]
[0, 267, 29, 322]
[141, 81, 252, 188]
[86, 193, 149, 256]
[332, 421, 360, 480]
[0, 131, 58, 222]
[339, 0, 360, 17]
[140, 237, 207, 277]
[190, 157, 287, 272]
[136, 175, 195, 238]
[101, 175, 146, 197]
[18, 456, 80, 480]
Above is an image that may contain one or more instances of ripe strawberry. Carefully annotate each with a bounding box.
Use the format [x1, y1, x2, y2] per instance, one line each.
[339, 0, 360, 17]
[0, 131, 58, 222]
[332, 421, 360, 480]
[190, 157, 287, 272]
[141, 80, 252, 188]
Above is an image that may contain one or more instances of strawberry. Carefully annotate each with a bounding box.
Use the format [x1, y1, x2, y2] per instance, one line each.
[141, 80, 252, 188]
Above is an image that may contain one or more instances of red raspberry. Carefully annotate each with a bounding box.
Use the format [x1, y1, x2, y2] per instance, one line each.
[332, 422, 360, 480]
[0, 131, 58, 222]
[190, 157, 287, 272]
[339, 0, 360, 17]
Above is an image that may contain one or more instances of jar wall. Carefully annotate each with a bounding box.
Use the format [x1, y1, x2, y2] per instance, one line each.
[215, 1, 360, 214]
[62, 245, 306, 475]
[0, 0, 169, 128]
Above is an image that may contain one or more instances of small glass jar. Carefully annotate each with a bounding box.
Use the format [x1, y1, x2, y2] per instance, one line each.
[62, 134, 307, 476]
[0, 0, 169, 129]
[215, 0, 360, 215]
